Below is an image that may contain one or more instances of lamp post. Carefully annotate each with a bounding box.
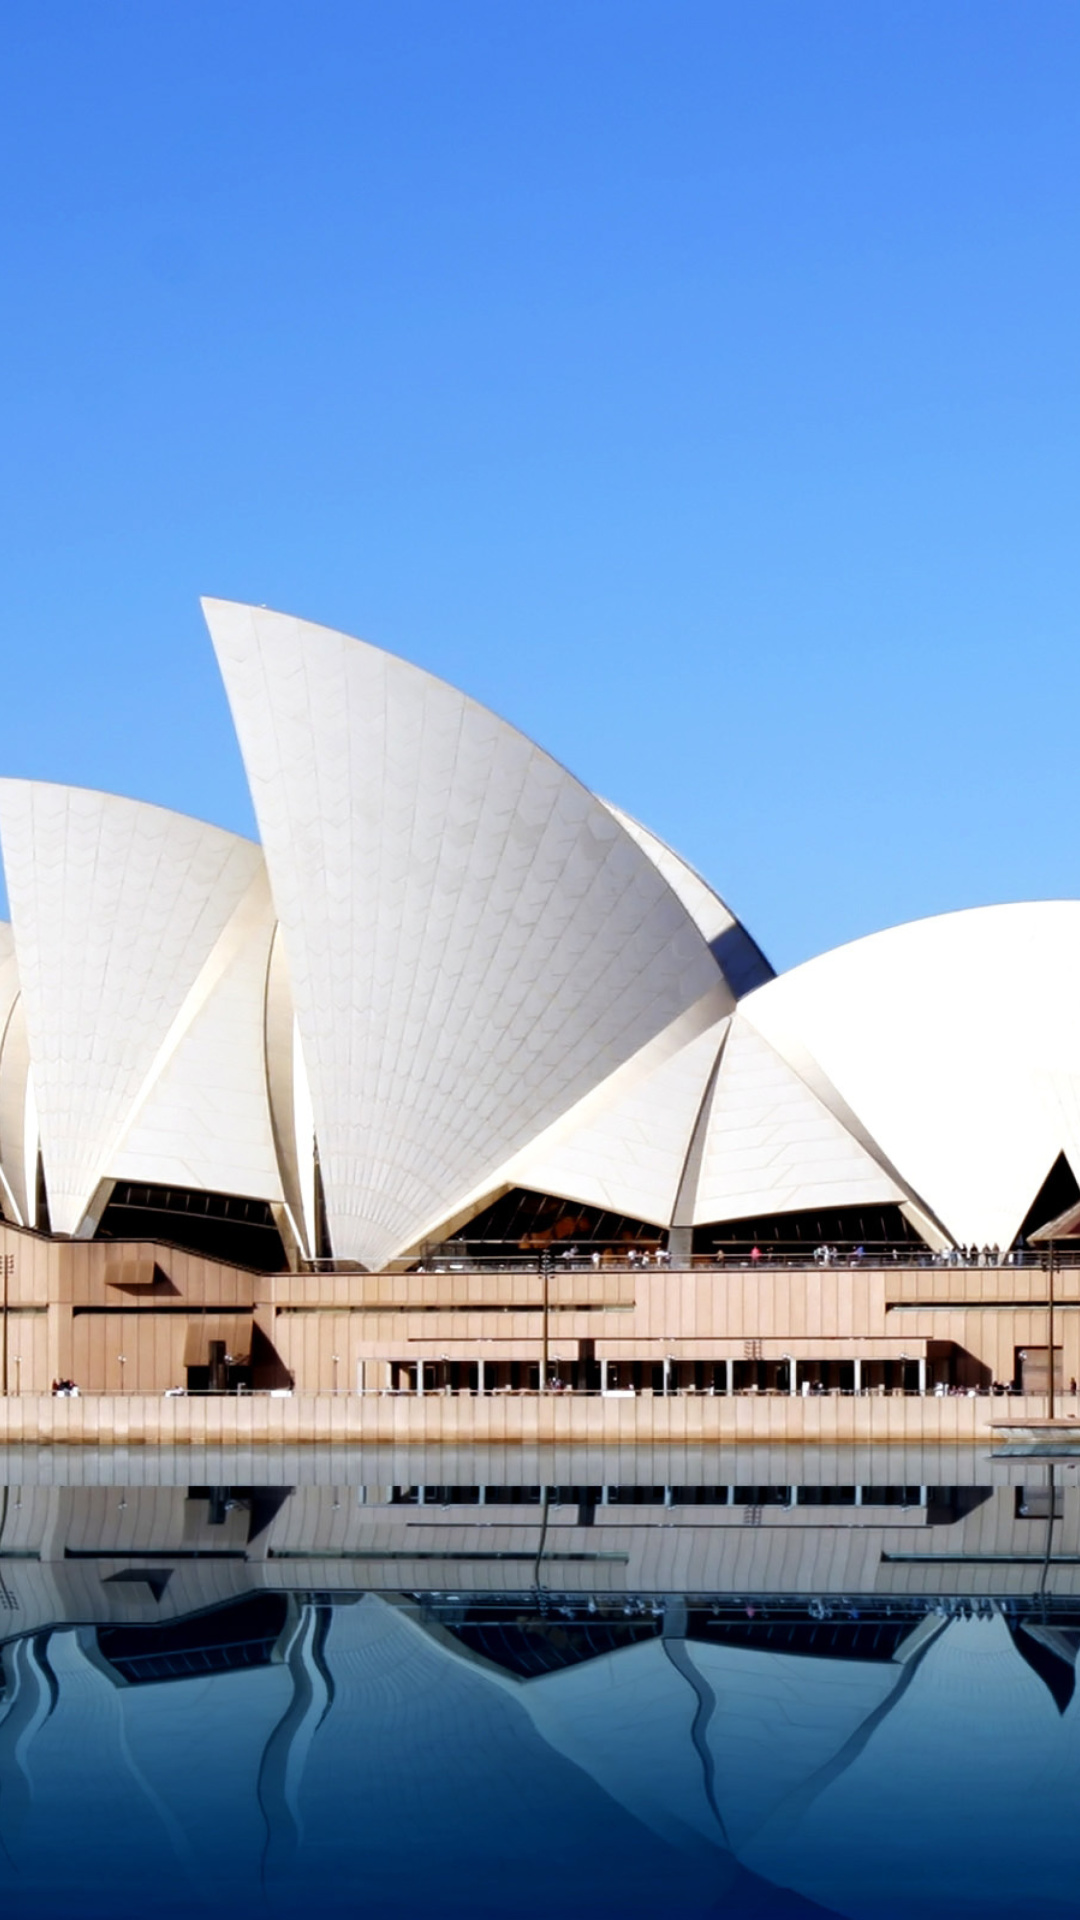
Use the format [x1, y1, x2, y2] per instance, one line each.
[332, 1352, 340, 1396]
[0, 1254, 13, 1395]
[1048, 1240, 1056, 1421]
[118, 1354, 126, 1394]
[540, 1249, 552, 1390]
[1028, 1213, 1072, 1414]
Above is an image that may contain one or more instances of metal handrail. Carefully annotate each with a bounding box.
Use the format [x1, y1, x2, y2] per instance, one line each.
[402, 1246, 1071, 1274]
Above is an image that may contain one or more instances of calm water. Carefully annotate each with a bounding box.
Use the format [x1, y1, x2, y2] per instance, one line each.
[0, 1443, 1077, 1920]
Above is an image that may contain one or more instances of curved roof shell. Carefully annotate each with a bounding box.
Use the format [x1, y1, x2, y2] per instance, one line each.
[1, 599, 1068, 1265]
[685, 1010, 907, 1229]
[204, 600, 763, 1268]
[0, 782, 284, 1235]
[740, 901, 1080, 1249]
[0, 923, 35, 1227]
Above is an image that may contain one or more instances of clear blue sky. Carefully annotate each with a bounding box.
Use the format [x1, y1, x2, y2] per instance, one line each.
[2, 2, 1079, 971]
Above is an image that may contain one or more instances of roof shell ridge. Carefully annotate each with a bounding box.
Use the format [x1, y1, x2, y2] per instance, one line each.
[200, 597, 728, 969]
[753, 897, 1080, 996]
[0, 774, 261, 853]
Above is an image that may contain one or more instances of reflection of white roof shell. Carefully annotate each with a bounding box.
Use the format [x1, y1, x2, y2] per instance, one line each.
[0, 599, 1075, 1260]
[3, 1596, 1071, 1920]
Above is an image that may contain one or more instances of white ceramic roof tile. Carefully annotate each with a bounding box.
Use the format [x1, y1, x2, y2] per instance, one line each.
[742, 903, 1080, 1247]
[204, 599, 726, 1267]
[690, 1013, 902, 1225]
[506, 1015, 728, 1227]
[0, 925, 33, 1224]
[602, 803, 774, 996]
[111, 865, 282, 1201]
[0, 782, 275, 1233]
[263, 927, 317, 1258]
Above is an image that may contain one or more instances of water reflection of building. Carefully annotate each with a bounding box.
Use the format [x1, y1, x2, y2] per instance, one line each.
[2, 1469, 1080, 1919]
[0, 1453, 1079, 1631]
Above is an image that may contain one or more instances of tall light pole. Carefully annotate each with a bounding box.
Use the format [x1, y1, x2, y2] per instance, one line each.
[0, 1254, 13, 1395]
[540, 1249, 552, 1390]
[1048, 1240, 1056, 1421]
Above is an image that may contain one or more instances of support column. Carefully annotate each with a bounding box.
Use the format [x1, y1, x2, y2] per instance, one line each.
[663, 1357, 671, 1397]
[666, 1225, 693, 1268]
[73, 1178, 114, 1241]
[600, 1359, 609, 1395]
[269, 1202, 304, 1273]
[853, 1358, 862, 1395]
[416, 1362, 424, 1396]
[48, 1303, 73, 1392]
[789, 1358, 798, 1396]
[477, 1357, 485, 1396]
[918, 1356, 927, 1396]
[725, 1357, 734, 1396]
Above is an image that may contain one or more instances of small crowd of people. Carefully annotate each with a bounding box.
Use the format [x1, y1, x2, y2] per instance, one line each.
[425, 1235, 1054, 1273]
[716, 1240, 1029, 1268]
[543, 1246, 672, 1270]
[50, 1378, 79, 1396]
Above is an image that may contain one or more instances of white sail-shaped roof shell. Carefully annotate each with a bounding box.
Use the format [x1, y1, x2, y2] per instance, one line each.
[602, 803, 774, 997]
[741, 902, 1080, 1249]
[0, 783, 284, 1234]
[5, 601, 1074, 1264]
[108, 861, 282, 1201]
[204, 600, 740, 1269]
[686, 1012, 906, 1227]
[0, 925, 35, 1227]
[496, 1014, 729, 1228]
[501, 1004, 910, 1239]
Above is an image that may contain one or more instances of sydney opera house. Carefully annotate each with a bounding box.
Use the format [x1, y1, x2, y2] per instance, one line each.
[0, 598, 1074, 1413]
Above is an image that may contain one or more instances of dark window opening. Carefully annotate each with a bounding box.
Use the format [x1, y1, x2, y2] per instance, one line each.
[1018, 1152, 1080, 1245]
[426, 1187, 662, 1262]
[96, 1183, 286, 1271]
[35, 1152, 51, 1235]
[692, 1202, 924, 1260]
